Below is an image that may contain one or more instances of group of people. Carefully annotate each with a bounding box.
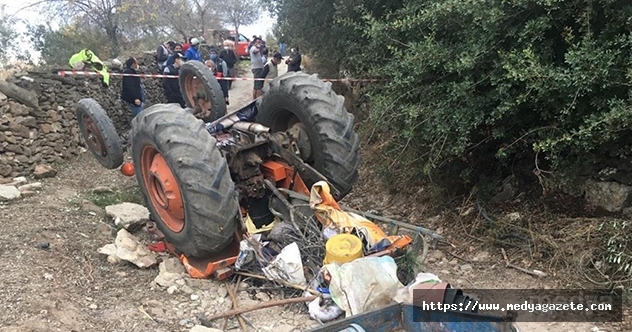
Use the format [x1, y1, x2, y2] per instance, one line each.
[121, 35, 302, 120]
[249, 37, 302, 99]
[157, 38, 237, 107]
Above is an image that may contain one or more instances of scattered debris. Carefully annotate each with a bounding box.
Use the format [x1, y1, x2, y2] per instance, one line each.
[262, 242, 307, 286]
[97, 229, 158, 268]
[325, 256, 408, 317]
[105, 202, 150, 230]
[204, 295, 318, 321]
[0, 185, 20, 201]
[153, 257, 187, 289]
[33, 164, 57, 179]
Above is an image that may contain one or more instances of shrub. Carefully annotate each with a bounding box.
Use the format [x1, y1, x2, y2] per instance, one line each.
[346, 0, 632, 191]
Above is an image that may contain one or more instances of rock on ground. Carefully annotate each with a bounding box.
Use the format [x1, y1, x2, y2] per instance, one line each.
[154, 257, 187, 288]
[33, 164, 57, 179]
[105, 202, 150, 230]
[97, 228, 157, 268]
[584, 179, 632, 212]
[0, 185, 21, 201]
[17, 182, 42, 192]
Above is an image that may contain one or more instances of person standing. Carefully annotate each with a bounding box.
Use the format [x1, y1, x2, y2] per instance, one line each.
[121, 57, 145, 119]
[162, 53, 187, 108]
[250, 37, 265, 99]
[185, 38, 203, 62]
[220, 42, 238, 90]
[182, 37, 192, 52]
[223, 35, 235, 51]
[256, 53, 283, 95]
[209, 50, 230, 105]
[156, 41, 174, 72]
[286, 46, 302, 72]
[165, 43, 183, 67]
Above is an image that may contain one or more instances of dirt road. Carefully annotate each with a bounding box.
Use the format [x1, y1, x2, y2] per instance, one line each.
[0, 60, 626, 332]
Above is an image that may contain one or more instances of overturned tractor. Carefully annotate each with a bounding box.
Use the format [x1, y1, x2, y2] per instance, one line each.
[75, 61, 361, 277]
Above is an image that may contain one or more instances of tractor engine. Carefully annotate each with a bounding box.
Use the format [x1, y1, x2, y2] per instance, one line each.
[212, 126, 291, 229]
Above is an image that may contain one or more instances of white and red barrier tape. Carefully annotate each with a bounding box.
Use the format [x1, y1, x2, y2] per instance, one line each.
[56, 70, 384, 82]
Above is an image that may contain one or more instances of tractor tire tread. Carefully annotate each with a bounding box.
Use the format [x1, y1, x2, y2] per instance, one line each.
[179, 61, 227, 122]
[75, 98, 123, 169]
[131, 103, 238, 257]
[258, 72, 361, 199]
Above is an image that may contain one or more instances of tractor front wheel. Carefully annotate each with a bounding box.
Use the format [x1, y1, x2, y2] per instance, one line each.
[75, 98, 123, 169]
[130, 103, 239, 257]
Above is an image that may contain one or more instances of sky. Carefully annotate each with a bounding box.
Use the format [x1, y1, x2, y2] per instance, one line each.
[0, 0, 276, 63]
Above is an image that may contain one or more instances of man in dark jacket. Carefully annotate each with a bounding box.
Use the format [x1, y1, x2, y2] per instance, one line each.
[165, 43, 183, 67]
[220, 43, 237, 89]
[286, 46, 302, 72]
[156, 41, 174, 71]
[121, 57, 145, 119]
[162, 53, 187, 108]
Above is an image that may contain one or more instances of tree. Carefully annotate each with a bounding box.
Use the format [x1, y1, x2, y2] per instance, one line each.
[0, 17, 19, 64]
[156, 0, 223, 41]
[28, 21, 110, 67]
[31, 0, 123, 56]
[216, 0, 262, 33]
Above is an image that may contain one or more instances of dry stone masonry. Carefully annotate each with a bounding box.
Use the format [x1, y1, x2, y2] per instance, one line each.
[0, 53, 166, 180]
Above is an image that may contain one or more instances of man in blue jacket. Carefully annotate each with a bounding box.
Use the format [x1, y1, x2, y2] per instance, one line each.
[184, 38, 202, 62]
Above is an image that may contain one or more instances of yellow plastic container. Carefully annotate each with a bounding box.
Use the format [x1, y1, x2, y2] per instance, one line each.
[323, 233, 364, 265]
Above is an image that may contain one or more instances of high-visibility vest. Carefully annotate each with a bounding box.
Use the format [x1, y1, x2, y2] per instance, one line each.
[68, 49, 110, 86]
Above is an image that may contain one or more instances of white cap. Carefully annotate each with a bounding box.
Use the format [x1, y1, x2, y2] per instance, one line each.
[191, 38, 199, 45]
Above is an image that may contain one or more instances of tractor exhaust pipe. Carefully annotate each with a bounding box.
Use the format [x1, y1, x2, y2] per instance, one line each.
[206, 113, 241, 133]
[232, 121, 270, 134]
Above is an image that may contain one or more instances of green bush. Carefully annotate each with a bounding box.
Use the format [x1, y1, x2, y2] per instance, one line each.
[274, 0, 632, 193]
[358, 0, 632, 189]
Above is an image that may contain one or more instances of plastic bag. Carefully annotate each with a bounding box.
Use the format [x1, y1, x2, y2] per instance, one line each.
[262, 242, 307, 285]
[325, 256, 408, 317]
[235, 234, 263, 270]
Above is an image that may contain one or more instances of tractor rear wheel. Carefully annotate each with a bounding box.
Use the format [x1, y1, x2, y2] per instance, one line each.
[130, 103, 239, 257]
[257, 72, 361, 200]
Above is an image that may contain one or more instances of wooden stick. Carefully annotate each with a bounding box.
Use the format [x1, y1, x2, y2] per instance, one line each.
[501, 248, 546, 278]
[138, 306, 157, 324]
[447, 251, 471, 263]
[227, 277, 249, 331]
[204, 296, 318, 321]
[234, 271, 321, 295]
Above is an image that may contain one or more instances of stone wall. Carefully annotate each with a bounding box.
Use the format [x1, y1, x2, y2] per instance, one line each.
[0, 53, 166, 179]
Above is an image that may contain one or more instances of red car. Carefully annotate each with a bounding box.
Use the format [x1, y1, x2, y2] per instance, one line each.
[229, 30, 250, 59]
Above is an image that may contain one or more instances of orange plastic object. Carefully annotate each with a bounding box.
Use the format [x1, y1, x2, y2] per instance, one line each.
[261, 159, 310, 196]
[120, 162, 135, 176]
[179, 231, 243, 280]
